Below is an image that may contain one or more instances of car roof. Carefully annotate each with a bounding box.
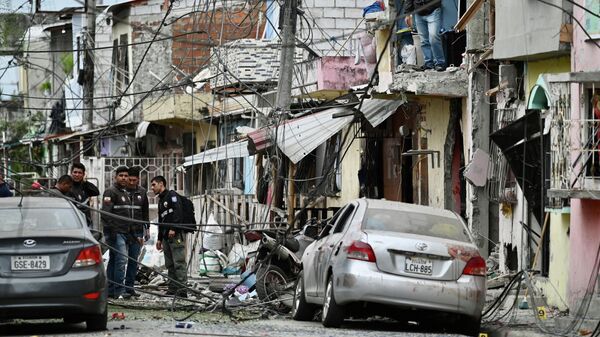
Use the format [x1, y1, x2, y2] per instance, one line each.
[361, 198, 459, 219]
[0, 196, 74, 209]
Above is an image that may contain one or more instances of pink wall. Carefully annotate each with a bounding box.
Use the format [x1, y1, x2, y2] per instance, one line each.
[572, 3, 600, 72]
[567, 0, 600, 307]
[568, 200, 600, 306]
[317, 57, 369, 91]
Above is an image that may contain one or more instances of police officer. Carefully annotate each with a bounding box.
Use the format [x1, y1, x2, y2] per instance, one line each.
[102, 166, 131, 299]
[123, 166, 149, 298]
[70, 163, 100, 226]
[150, 175, 187, 297]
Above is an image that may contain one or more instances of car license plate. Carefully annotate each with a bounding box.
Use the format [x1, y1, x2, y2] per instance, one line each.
[405, 257, 433, 275]
[11, 255, 50, 271]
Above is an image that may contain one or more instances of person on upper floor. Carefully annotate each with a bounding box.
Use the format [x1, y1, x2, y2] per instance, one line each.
[405, 0, 446, 71]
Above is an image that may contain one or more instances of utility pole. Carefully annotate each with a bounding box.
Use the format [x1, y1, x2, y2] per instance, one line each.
[275, 0, 297, 112]
[83, 0, 96, 130]
[273, 0, 298, 225]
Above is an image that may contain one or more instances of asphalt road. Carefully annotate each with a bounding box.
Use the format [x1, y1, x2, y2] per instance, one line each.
[0, 310, 472, 337]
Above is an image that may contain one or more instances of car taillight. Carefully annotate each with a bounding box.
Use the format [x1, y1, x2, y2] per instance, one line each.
[462, 256, 486, 276]
[73, 245, 102, 268]
[346, 241, 376, 262]
[83, 291, 100, 300]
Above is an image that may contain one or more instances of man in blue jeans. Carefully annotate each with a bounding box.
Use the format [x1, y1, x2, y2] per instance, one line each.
[405, 0, 446, 71]
[123, 166, 149, 299]
[101, 166, 131, 299]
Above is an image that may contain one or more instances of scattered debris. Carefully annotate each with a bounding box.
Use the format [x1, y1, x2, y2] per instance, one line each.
[111, 312, 125, 320]
[175, 322, 194, 328]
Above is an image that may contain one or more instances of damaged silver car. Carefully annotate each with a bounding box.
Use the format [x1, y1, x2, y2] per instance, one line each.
[0, 197, 107, 331]
[292, 198, 486, 336]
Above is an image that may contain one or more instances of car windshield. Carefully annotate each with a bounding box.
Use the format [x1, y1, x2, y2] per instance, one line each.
[363, 208, 472, 242]
[0, 208, 82, 232]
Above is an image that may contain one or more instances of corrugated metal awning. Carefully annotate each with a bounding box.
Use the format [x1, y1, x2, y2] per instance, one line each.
[247, 107, 355, 164]
[359, 98, 405, 128]
[183, 140, 249, 167]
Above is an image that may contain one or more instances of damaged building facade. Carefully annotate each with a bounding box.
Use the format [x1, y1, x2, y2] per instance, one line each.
[3, 0, 600, 320]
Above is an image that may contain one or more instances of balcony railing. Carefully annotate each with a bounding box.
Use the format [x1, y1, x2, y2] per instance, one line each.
[548, 118, 600, 202]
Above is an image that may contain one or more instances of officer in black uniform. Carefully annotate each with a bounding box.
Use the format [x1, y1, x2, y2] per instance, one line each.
[101, 166, 131, 299]
[150, 175, 187, 297]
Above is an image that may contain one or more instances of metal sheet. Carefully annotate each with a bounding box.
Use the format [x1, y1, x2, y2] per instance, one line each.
[247, 107, 355, 164]
[360, 98, 405, 128]
[277, 107, 354, 164]
[183, 140, 249, 167]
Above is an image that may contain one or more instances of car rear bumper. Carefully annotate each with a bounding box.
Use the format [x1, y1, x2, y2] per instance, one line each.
[0, 268, 107, 319]
[332, 260, 485, 318]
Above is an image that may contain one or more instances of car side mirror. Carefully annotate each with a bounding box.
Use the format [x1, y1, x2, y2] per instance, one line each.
[304, 225, 319, 239]
[318, 224, 333, 240]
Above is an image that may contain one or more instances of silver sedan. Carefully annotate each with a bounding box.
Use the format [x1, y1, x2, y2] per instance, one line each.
[292, 199, 486, 336]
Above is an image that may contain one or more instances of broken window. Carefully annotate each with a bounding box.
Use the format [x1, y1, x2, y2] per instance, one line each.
[111, 33, 130, 94]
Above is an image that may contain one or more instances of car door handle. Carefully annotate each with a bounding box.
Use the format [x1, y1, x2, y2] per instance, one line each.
[329, 244, 334, 248]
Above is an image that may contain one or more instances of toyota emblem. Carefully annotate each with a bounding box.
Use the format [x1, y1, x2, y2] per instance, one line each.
[415, 242, 428, 251]
[23, 239, 37, 247]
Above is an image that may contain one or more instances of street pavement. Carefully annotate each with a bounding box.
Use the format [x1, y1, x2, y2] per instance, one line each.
[0, 308, 555, 337]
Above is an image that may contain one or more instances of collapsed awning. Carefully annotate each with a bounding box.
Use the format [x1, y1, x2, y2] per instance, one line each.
[183, 140, 249, 167]
[490, 110, 546, 224]
[359, 98, 405, 128]
[247, 107, 355, 164]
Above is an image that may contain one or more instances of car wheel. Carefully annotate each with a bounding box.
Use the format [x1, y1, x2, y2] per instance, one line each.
[457, 315, 481, 337]
[86, 307, 107, 331]
[321, 276, 344, 328]
[291, 271, 316, 321]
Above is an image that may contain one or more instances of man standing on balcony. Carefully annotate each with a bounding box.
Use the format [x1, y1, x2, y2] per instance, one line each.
[123, 166, 149, 299]
[405, 0, 446, 71]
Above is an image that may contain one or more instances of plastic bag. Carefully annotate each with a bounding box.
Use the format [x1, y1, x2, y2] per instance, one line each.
[199, 250, 222, 275]
[401, 44, 417, 65]
[202, 213, 223, 250]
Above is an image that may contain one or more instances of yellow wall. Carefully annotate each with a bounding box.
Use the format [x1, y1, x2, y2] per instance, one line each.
[417, 97, 450, 209]
[526, 56, 570, 96]
[537, 213, 570, 310]
[327, 127, 361, 208]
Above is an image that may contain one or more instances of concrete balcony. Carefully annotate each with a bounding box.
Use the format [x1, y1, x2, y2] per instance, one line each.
[291, 56, 370, 100]
[142, 93, 214, 124]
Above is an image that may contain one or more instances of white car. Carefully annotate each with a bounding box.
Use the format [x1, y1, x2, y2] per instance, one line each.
[292, 198, 486, 336]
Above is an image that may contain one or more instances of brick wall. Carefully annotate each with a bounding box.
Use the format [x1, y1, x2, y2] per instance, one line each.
[170, 4, 265, 76]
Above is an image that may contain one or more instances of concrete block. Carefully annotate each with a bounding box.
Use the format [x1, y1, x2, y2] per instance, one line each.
[336, 0, 356, 7]
[356, 0, 374, 8]
[345, 7, 364, 19]
[302, 0, 315, 7]
[315, 18, 336, 29]
[324, 8, 345, 18]
[336, 18, 359, 29]
[307, 7, 323, 18]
